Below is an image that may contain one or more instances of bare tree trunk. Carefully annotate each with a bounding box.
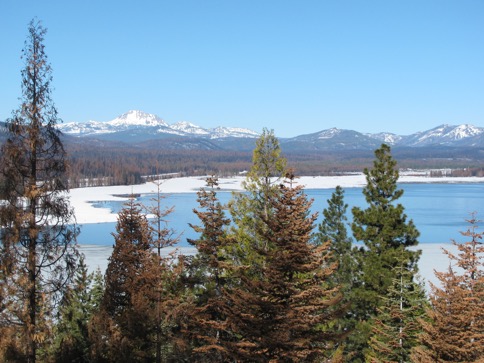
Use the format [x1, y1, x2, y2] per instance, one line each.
[28, 238, 36, 363]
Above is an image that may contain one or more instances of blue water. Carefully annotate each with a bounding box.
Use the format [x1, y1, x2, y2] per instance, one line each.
[78, 183, 484, 247]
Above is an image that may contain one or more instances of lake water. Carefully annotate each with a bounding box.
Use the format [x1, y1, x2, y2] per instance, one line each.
[78, 183, 484, 247]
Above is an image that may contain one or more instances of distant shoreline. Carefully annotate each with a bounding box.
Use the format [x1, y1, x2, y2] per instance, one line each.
[70, 173, 484, 225]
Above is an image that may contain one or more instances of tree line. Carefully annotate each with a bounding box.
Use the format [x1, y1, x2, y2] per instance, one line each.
[0, 20, 483, 362]
[66, 145, 254, 188]
[65, 140, 484, 188]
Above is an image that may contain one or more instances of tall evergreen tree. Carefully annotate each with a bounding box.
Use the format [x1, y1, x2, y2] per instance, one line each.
[89, 268, 105, 315]
[146, 178, 178, 255]
[243, 128, 287, 207]
[102, 198, 152, 317]
[185, 176, 234, 362]
[95, 195, 187, 362]
[83, 267, 105, 362]
[350, 144, 420, 361]
[223, 174, 344, 361]
[314, 185, 358, 356]
[229, 128, 287, 267]
[96, 197, 157, 361]
[365, 252, 427, 363]
[145, 178, 182, 363]
[0, 20, 78, 362]
[188, 176, 231, 298]
[412, 215, 484, 362]
[315, 186, 352, 249]
[314, 185, 356, 297]
[50, 256, 99, 363]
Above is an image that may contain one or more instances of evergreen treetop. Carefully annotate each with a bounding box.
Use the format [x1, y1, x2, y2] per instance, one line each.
[185, 176, 235, 362]
[229, 128, 288, 269]
[314, 185, 355, 290]
[102, 197, 152, 319]
[50, 255, 99, 362]
[349, 144, 421, 362]
[352, 144, 419, 251]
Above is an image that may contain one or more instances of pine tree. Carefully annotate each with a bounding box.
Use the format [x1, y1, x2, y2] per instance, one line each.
[314, 185, 358, 356]
[223, 174, 344, 361]
[103, 198, 152, 317]
[412, 215, 484, 362]
[229, 128, 287, 268]
[314, 185, 356, 301]
[365, 252, 427, 363]
[186, 176, 234, 362]
[315, 186, 354, 275]
[146, 178, 178, 255]
[0, 20, 78, 362]
[97, 197, 157, 361]
[90, 268, 105, 314]
[145, 178, 182, 363]
[350, 144, 421, 361]
[84, 268, 105, 362]
[243, 128, 287, 210]
[50, 256, 97, 363]
[188, 176, 231, 301]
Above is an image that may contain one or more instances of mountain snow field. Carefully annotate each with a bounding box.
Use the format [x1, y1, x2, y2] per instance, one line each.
[60, 110, 258, 139]
[58, 110, 484, 147]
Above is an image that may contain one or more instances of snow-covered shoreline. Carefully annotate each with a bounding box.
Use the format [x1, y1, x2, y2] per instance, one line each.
[70, 173, 484, 225]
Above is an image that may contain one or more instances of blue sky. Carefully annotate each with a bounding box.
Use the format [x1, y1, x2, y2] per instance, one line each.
[1, 1, 483, 137]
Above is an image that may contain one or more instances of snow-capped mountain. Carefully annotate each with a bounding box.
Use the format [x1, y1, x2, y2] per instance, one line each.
[280, 124, 484, 151]
[287, 128, 381, 150]
[57, 110, 484, 150]
[210, 126, 259, 139]
[59, 110, 258, 140]
[366, 132, 403, 145]
[60, 110, 169, 136]
[397, 124, 484, 147]
[109, 110, 168, 128]
[170, 121, 210, 136]
[316, 128, 343, 139]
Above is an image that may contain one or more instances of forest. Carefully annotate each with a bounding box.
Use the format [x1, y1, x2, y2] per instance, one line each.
[0, 20, 483, 363]
[64, 140, 484, 188]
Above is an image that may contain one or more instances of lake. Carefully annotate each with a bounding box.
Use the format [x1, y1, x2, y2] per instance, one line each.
[78, 183, 484, 247]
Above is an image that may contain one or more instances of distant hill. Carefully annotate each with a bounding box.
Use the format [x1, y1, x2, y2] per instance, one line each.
[58, 110, 259, 141]
[55, 110, 484, 151]
[2, 112, 484, 187]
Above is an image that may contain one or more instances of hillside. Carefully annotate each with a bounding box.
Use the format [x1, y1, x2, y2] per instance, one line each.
[2, 111, 484, 186]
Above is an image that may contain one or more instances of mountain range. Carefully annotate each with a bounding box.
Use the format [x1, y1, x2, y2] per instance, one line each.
[59, 110, 259, 140]
[56, 110, 484, 151]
